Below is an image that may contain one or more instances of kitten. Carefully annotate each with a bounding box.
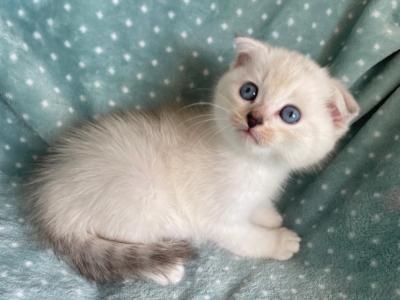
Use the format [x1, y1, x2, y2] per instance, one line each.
[28, 37, 359, 285]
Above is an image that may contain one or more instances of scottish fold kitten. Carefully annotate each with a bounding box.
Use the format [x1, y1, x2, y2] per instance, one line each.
[29, 37, 359, 285]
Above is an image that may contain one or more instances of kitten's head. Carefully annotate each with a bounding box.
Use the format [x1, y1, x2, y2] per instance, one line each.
[213, 37, 360, 170]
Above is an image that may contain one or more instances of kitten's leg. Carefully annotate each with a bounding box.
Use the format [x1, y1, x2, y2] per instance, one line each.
[214, 225, 300, 260]
[251, 207, 283, 228]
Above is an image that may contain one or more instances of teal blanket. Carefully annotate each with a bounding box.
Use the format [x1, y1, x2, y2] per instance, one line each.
[1, 0, 399, 299]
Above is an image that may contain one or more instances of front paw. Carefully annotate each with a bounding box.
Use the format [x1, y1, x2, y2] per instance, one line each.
[251, 209, 283, 228]
[271, 228, 301, 260]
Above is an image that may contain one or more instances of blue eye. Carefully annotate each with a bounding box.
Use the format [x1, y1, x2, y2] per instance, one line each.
[279, 105, 301, 124]
[239, 82, 258, 101]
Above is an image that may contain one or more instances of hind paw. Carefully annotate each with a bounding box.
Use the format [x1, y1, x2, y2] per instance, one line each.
[143, 263, 185, 286]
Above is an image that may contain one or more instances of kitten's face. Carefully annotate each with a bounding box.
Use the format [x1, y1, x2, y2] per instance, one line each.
[213, 38, 360, 169]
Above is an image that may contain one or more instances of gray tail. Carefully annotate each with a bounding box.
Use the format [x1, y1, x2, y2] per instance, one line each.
[50, 234, 194, 282]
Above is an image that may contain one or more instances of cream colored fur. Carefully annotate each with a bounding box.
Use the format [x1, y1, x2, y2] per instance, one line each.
[30, 37, 359, 285]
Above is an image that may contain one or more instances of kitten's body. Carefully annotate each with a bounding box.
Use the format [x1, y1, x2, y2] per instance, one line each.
[29, 38, 359, 285]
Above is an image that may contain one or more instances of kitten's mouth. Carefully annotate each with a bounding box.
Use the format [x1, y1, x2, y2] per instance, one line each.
[238, 128, 259, 145]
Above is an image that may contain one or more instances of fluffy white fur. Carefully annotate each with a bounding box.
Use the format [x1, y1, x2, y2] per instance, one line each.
[30, 37, 359, 285]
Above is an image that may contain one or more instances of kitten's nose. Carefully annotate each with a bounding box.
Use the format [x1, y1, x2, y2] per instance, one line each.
[246, 112, 263, 128]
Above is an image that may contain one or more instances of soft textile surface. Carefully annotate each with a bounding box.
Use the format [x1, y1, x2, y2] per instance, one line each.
[1, 0, 399, 299]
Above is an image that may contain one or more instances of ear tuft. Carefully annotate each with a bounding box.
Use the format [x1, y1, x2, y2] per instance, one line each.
[328, 79, 360, 136]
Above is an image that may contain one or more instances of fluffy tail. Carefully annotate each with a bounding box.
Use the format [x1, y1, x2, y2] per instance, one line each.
[49, 234, 194, 283]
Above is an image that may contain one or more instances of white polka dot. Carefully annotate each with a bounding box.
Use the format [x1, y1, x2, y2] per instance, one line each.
[10, 53, 18, 61]
[11, 242, 20, 247]
[94, 81, 101, 88]
[196, 17, 202, 25]
[164, 78, 170, 85]
[22, 113, 29, 120]
[108, 100, 116, 107]
[321, 184, 328, 190]
[179, 65, 184, 71]
[371, 10, 381, 18]
[312, 22, 317, 29]
[180, 31, 187, 39]
[203, 69, 209, 76]
[151, 59, 158, 66]
[247, 28, 253, 35]
[33, 31, 42, 39]
[94, 47, 103, 54]
[165, 46, 173, 53]
[368, 152, 375, 158]
[64, 40, 71, 48]
[65, 74, 72, 81]
[16, 290, 24, 298]
[287, 17, 294, 26]
[394, 134, 399, 141]
[136, 73, 143, 80]
[348, 12, 353, 19]
[138, 40, 146, 47]
[121, 86, 129, 94]
[327, 248, 334, 254]
[24, 261, 33, 267]
[6, 20, 13, 27]
[373, 130, 381, 138]
[64, 3, 71, 11]
[356, 27, 363, 34]
[341, 75, 349, 83]
[79, 95, 86, 102]
[357, 59, 365, 66]
[108, 67, 115, 75]
[112, 0, 119, 5]
[210, 3, 216, 10]
[54, 87, 60, 94]
[217, 56, 224, 62]
[345, 168, 351, 175]
[125, 19, 133, 27]
[370, 282, 377, 289]
[47, 18, 54, 26]
[304, 3, 309, 10]
[140, 4, 148, 13]
[221, 22, 228, 30]
[79, 25, 87, 33]
[261, 13, 268, 20]
[192, 51, 198, 58]
[207, 37, 213, 44]
[18, 9, 25, 17]
[296, 36, 303, 42]
[111, 32, 118, 40]
[272, 31, 279, 39]
[6, 118, 12, 124]
[96, 11, 103, 19]
[124, 53, 131, 61]
[320, 40, 325, 46]
[4, 144, 11, 151]
[326, 8, 332, 15]
[236, 8, 242, 16]
[26, 79, 34, 86]
[385, 153, 393, 159]
[153, 26, 160, 33]
[50, 53, 58, 60]
[168, 11, 175, 19]
[295, 218, 302, 225]
[41, 100, 49, 108]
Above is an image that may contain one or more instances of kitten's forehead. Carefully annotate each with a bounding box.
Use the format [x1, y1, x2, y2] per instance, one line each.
[256, 49, 329, 102]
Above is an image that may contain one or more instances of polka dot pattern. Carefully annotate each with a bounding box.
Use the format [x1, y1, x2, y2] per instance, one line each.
[0, 0, 399, 299]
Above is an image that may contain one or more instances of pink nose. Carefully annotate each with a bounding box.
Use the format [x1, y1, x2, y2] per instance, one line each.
[246, 112, 263, 128]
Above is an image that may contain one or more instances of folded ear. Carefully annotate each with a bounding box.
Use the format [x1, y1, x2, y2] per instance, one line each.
[328, 79, 360, 137]
[232, 37, 269, 68]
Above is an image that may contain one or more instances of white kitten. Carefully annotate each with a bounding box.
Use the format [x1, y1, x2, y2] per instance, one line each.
[28, 37, 359, 285]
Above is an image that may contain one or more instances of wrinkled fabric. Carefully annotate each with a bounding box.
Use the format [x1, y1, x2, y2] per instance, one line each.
[0, 0, 399, 299]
